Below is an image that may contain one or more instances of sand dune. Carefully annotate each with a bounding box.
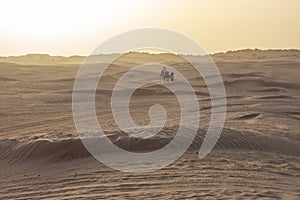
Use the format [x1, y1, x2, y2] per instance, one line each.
[1, 49, 300, 65]
[0, 51, 299, 199]
[1, 126, 299, 165]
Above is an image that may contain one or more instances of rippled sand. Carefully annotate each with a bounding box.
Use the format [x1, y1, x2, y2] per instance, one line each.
[0, 52, 299, 199]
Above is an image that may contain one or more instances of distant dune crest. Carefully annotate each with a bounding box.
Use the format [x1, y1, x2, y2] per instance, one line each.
[0, 49, 300, 65]
[213, 49, 300, 59]
[0, 54, 85, 65]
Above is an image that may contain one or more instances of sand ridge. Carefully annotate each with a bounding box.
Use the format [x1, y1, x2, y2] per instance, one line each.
[0, 51, 299, 199]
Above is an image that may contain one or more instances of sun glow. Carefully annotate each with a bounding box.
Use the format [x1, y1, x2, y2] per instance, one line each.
[1, 1, 127, 36]
[0, 0, 299, 56]
[0, 0, 142, 55]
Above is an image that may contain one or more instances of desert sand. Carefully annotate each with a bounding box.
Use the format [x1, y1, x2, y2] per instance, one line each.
[0, 50, 299, 199]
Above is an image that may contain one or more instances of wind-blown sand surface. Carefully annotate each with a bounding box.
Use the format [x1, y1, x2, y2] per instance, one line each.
[0, 51, 299, 199]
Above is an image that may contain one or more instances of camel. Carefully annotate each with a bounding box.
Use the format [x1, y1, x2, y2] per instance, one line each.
[160, 71, 174, 83]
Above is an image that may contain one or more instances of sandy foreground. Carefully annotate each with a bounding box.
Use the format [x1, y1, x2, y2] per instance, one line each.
[0, 52, 299, 199]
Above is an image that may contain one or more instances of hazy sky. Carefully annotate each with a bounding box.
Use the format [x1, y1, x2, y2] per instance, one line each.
[1, 0, 299, 56]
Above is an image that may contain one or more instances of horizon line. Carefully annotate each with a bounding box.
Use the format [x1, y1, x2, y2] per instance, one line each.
[1, 48, 300, 58]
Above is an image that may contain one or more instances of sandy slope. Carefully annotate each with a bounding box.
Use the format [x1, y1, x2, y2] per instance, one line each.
[0, 52, 299, 199]
[0, 151, 299, 199]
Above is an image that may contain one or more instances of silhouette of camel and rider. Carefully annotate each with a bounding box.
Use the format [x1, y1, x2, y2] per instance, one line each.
[160, 66, 174, 83]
